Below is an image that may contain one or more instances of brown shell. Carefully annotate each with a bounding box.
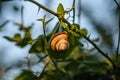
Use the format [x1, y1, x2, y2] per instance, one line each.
[50, 32, 70, 51]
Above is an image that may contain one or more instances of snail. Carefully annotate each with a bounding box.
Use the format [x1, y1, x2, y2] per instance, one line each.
[50, 32, 70, 51]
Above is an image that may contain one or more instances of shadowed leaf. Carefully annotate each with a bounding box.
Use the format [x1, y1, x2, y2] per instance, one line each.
[29, 36, 44, 53]
[14, 70, 37, 80]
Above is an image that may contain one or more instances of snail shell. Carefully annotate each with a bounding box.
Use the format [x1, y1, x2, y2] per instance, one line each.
[50, 32, 70, 51]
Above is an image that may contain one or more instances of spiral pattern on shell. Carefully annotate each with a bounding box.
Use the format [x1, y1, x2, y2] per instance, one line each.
[50, 32, 70, 51]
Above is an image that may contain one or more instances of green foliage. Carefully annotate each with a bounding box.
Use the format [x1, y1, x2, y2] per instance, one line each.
[4, 33, 22, 43]
[80, 28, 88, 36]
[2, 1, 120, 80]
[14, 70, 37, 80]
[57, 3, 65, 20]
[29, 35, 45, 53]
[4, 24, 32, 47]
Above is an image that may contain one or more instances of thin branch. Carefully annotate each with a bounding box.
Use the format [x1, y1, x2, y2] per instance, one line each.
[78, 0, 81, 24]
[51, 59, 66, 77]
[42, 15, 48, 46]
[116, 12, 120, 64]
[72, 0, 76, 23]
[32, 55, 47, 65]
[114, 0, 120, 63]
[37, 56, 50, 80]
[63, 18, 72, 28]
[114, 0, 120, 9]
[25, 55, 31, 70]
[28, 0, 57, 16]
[21, 5, 24, 27]
[0, 20, 9, 28]
[83, 35, 115, 69]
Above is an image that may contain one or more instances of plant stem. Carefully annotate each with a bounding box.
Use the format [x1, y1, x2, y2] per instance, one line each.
[72, 0, 76, 23]
[114, 0, 120, 64]
[21, 4, 24, 27]
[0, 20, 9, 28]
[83, 35, 115, 68]
[37, 56, 50, 80]
[63, 18, 72, 28]
[25, 55, 31, 70]
[78, 0, 81, 24]
[116, 11, 120, 64]
[114, 0, 120, 9]
[28, 0, 57, 16]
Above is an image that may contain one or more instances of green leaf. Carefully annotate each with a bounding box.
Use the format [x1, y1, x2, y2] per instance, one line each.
[57, 3, 64, 14]
[45, 17, 54, 25]
[29, 36, 44, 53]
[23, 29, 32, 43]
[69, 30, 81, 38]
[14, 70, 37, 80]
[36, 18, 43, 21]
[64, 61, 79, 75]
[20, 27, 32, 47]
[70, 24, 80, 30]
[81, 61, 108, 74]
[4, 24, 33, 47]
[80, 28, 88, 36]
[57, 3, 65, 19]
[4, 33, 22, 42]
[60, 22, 69, 32]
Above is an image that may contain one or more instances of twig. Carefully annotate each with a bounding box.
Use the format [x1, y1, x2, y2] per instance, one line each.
[21, 4, 24, 27]
[25, 55, 31, 70]
[78, 0, 81, 24]
[72, 0, 76, 23]
[28, 0, 57, 16]
[83, 35, 115, 69]
[0, 20, 9, 28]
[32, 55, 47, 65]
[37, 56, 50, 80]
[116, 12, 120, 64]
[42, 15, 48, 45]
[51, 59, 66, 77]
[114, 0, 120, 9]
[114, 0, 120, 64]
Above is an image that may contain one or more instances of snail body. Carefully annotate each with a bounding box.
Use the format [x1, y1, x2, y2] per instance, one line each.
[50, 32, 70, 51]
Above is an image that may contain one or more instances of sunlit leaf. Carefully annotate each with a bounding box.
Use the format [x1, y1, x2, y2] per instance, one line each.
[80, 28, 88, 36]
[60, 22, 69, 32]
[105, 58, 113, 68]
[69, 30, 81, 38]
[71, 23, 80, 30]
[57, 3, 65, 19]
[57, 3, 64, 14]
